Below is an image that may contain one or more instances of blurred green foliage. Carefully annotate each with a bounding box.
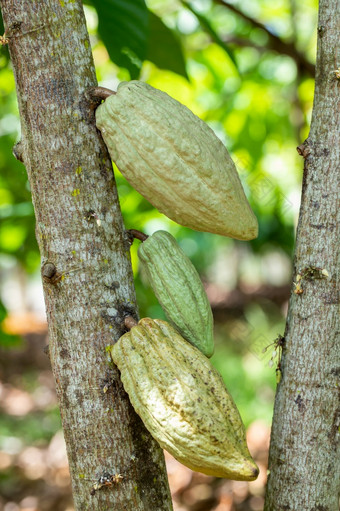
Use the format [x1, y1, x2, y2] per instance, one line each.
[0, 406, 61, 445]
[0, 0, 317, 426]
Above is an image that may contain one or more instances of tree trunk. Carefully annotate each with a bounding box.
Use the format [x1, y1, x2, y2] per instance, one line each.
[0, 1, 173, 509]
[264, 1, 339, 509]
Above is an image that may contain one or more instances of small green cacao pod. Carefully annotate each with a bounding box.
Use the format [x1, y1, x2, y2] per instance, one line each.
[138, 230, 214, 358]
[95, 81, 258, 241]
[111, 318, 259, 481]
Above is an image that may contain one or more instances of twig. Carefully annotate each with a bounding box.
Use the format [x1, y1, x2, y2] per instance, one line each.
[213, 0, 315, 76]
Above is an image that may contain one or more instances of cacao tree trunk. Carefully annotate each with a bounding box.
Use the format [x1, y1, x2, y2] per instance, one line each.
[0, 1, 173, 509]
[264, 0, 340, 509]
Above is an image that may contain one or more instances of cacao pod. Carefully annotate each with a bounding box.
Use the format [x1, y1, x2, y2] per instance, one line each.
[138, 230, 214, 357]
[111, 318, 259, 480]
[95, 81, 258, 241]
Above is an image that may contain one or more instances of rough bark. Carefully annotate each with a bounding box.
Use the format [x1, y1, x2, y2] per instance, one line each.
[264, 1, 340, 509]
[0, 1, 173, 509]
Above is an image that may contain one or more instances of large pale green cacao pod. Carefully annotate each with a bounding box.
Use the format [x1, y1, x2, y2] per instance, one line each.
[95, 81, 258, 241]
[138, 230, 214, 358]
[111, 318, 259, 480]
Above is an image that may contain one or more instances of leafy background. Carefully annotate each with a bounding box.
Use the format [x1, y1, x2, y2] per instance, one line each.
[0, 0, 317, 509]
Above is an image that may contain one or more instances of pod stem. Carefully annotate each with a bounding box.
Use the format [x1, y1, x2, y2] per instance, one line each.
[124, 316, 138, 330]
[127, 229, 149, 242]
[87, 86, 116, 101]
[85, 87, 116, 112]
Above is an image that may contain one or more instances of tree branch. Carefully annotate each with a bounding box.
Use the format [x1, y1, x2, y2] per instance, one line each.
[264, 0, 340, 507]
[213, 0, 315, 76]
[0, 1, 173, 509]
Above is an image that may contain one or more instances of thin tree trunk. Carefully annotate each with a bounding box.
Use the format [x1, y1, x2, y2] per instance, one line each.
[0, 1, 173, 509]
[264, 0, 339, 509]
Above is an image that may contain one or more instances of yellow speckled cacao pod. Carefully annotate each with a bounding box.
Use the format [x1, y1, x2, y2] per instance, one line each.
[138, 230, 214, 357]
[111, 318, 259, 480]
[95, 81, 258, 241]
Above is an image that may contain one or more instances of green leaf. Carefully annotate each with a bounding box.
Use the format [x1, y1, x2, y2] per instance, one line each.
[146, 12, 188, 79]
[0, 300, 6, 323]
[91, 0, 148, 79]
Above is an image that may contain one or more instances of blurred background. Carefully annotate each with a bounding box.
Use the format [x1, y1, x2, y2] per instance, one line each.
[0, 0, 317, 509]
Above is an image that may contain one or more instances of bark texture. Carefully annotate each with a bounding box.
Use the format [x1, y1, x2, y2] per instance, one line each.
[264, 1, 340, 509]
[0, 1, 173, 509]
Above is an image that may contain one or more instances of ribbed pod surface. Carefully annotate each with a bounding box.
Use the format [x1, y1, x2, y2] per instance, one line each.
[95, 81, 258, 240]
[138, 230, 214, 357]
[111, 318, 259, 480]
